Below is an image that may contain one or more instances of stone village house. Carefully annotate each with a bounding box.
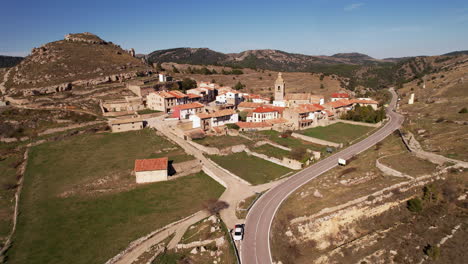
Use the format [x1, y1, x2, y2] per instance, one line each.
[134, 157, 168, 183]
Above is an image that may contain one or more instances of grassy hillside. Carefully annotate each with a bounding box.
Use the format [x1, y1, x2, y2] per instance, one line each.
[7, 130, 224, 264]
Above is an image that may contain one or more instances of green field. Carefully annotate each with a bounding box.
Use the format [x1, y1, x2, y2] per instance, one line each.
[244, 130, 325, 152]
[0, 145, 23, 244]
[193, 135, 252, 148]
[7, 130, 224, 264]
[300, 122, 374, 144]
[210, 152, 292, 185]
[253, 144, 291, 159]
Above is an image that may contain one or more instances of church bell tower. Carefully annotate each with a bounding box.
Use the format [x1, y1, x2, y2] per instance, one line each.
[274, 72, 285, 101]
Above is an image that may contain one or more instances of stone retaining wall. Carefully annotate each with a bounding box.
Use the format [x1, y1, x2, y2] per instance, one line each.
[376, 156, 413, 179]
[331, 119, 382, 128]
[291, 133, 341, 147]
[254, 140, 292, 151]
[245, 149, 302, 170]
[401, 131, 468, 168]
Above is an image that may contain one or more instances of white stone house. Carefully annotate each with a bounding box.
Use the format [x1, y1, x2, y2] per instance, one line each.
[192, 109, 239, 131]
[247, 106, 279, 123]
[216, 91, 243, 106]
[134, 157, 168, 183]
[171, 102, 205, 120]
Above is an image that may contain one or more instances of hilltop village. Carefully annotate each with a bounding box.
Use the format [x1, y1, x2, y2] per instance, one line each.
[104, 72, 380, 136]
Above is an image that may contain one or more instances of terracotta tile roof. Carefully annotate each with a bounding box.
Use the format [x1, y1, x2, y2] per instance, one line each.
[296, 103, 325, 113]
[134, 157, 168, 172]
[236, 121, 271, 129]
[268, 106, 286, 114]
[253, 106, 278, 113]
[168, 90, 188, 99]
[173, 102, 204, 110]
[325, 99, 353, 109]
[211, 109, 236, 118]
[266, 118, 288, 125]
[331, 93, 349, 98]
[238, 102, 264, 109]
[350, 99, 379, 105]
[324, 110, 334, 116]
[196, 109, 236, 119]
[188, 94, 202, 99]
[151, 91, 175, 98]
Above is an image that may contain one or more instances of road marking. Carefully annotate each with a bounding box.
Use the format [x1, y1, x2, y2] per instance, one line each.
[242, 89, 402, 264]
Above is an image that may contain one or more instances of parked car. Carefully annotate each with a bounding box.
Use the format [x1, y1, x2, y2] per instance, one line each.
[233, 224, 244, 241]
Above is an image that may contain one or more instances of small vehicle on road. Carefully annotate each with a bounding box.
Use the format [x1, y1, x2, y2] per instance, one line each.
[233, 224, 244, 241]
[338, 158, 347, 166]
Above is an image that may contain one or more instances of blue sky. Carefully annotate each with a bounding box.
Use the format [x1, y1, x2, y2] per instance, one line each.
[1, 0, 467, 58]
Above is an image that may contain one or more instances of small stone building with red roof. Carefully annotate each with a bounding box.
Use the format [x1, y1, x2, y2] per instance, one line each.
[134, 157, 169, 183]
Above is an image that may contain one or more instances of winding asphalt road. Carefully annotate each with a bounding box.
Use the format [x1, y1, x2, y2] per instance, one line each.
[240, 88, 404, 264]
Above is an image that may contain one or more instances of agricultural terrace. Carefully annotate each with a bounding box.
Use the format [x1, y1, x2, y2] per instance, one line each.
[300, 122, 374, 144]
[210, 152, 292, 185]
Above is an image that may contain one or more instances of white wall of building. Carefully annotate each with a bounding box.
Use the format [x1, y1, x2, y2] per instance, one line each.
[273, 100, 286, 107]
[135, 170, 168, 183]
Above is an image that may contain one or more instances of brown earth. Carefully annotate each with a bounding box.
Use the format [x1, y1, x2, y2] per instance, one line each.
[398, 58, 468, 161]
[162, 62, 349, 99]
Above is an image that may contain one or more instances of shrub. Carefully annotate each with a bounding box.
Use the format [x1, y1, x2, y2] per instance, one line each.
[290, 147, 307, 161]
[435, 117, 445, 123]
[459, 107, 467, 114]
[423, 244, 440, 260]
[226, 123, 239, 130]
[407, 198, 423, 212]
[422, 184, 439, 202]
[203, 199, 229, 215]
[234, 81, 245, 90]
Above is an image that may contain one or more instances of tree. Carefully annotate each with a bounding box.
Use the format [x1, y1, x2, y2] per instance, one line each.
[320, 83, 325, 89]
[203, 199, 229, 215]
[172, 65, 180, 73]
[234, 81, 245, 90]
[181, 78, 197, 91]
[407, 198, 423, 212]
[226, 123, 239, 130]
[423, 244, 440, 260]
[239, 111, 248, 121]
[211, 79, 216, 83]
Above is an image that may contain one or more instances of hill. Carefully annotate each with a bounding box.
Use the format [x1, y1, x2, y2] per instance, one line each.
[331, 52, 379, 65]
[146, 48, 387, 75]
[443, 50, 468, 56]
[0, 55, 23, 68]
[4, 32, 151, 96]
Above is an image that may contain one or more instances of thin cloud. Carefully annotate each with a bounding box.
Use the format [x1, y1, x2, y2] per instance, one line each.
[344, 3, 364, 11]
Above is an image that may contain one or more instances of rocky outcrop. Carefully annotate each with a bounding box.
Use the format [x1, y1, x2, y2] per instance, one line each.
[20, 70, 151, 96]
[64, 32, 107, 44]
